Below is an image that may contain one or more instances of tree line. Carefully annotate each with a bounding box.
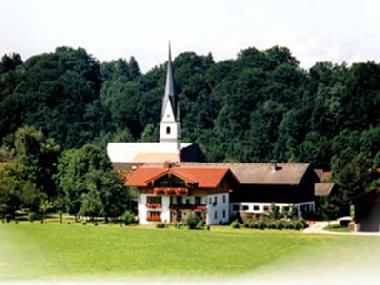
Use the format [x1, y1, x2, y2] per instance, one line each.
[0, 45, 379, 220]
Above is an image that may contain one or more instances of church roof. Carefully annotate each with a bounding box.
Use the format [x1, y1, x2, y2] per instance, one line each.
[107, 142, 192, 163]
[126, 165, 232, 188]
[133, 152, 181, 163]
[161, 43, 179, 122]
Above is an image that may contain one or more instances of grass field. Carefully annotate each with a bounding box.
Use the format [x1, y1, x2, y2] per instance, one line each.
[1, 222, 380, 281]
[323, 224, 351, 232]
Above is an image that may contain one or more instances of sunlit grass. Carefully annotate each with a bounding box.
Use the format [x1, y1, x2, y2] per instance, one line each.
[0, 222, 379, 280]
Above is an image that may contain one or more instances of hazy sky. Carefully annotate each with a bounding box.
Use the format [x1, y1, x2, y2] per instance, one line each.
[1, 0, 379, 72]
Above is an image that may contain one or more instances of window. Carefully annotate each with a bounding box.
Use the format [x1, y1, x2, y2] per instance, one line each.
[214, 211, 218, 220]
[166, 126, 171, 134]
[233, 205, 240, 211]
[222, 210, 226, 218]
[147, 196, 161, 204]
[214, 196, 218, 205]
[195, 197, 201, 205]
[209, 197, 212, 204]
[263, 206, 269, 211]
[176, 196, 182, 205]
[186, 199, 190, 205]
[147, 211, 161, 222]
[222, 195, 226, 203]
[253, 205, 260, 211]
[283, 206, 290, 212]
[242, 205, 249, 211]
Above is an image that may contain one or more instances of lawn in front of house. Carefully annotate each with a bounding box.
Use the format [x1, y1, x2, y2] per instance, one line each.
[323, 224, 351, 233]
[0, 222, 379, 280]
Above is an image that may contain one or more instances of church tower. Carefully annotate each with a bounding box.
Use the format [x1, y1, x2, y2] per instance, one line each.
[160, 43, 181, 145]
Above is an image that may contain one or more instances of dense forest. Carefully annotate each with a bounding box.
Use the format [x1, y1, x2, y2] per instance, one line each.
[1, 46, 379, 168]
[0, 46, 379, 220]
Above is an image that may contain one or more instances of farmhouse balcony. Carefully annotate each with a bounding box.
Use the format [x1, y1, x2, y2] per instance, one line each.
[169, 204, 207, 211]
[145, 203, 161, 209]
[153, 187, 188, 195]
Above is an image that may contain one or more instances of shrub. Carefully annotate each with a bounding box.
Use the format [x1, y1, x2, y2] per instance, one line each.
[251, 222, 259, 229]
[183, 213, 201, 230]
[258, 219, 266, 230]
[121, 210, 135, 225]
[28, 212, 41, 223]
[275, 220, 284, 230]
[5, 214, 12, 223]
[156, 223, 166, 228]
[231, 220, 240, 229]
[197, 220, 206, 229]
[175, 223, 184, 229]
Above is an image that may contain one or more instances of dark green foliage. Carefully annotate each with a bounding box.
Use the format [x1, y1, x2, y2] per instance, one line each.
[156, 223, 167, 229]
[1, 45, 379, 170]
[27, 212, 41, 223]
[0, 126, 60, 218]
[56, 143, 129, 221]
[121, 210, 135, 225]
[1, 45, 380, 220]
[183, 212, 202, 229]
[231, 220, 240, 229]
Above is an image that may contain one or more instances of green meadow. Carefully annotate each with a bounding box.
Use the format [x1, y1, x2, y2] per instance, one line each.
[0, 223, 379, 280]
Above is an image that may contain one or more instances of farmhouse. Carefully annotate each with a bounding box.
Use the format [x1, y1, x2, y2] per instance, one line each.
[126, 162, 321, 224]
[107, 46, 332, 225]
[125, 164, 237, 224]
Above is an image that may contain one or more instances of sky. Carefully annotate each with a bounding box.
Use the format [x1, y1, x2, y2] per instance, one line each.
[1, 0, 380, 72]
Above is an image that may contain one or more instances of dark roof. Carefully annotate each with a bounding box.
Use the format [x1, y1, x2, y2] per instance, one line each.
[182, 163, 312, 185]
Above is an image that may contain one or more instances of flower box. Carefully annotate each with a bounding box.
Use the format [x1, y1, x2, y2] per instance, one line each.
[145, 203, 161, 209]
[153, 188, 165, 195]
[194, 205, 207, 211]
[175, 188, 188, 195]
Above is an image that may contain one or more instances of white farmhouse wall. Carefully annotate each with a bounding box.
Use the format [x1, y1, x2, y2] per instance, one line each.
[230, 201, 315, 217]
[206, 193, 230, 225]
[161, 196, 171, 223]
[139, 194, 171, 225]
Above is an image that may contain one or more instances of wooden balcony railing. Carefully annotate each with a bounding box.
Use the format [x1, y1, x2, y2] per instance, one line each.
[153, 187, 188, 195]
[169, 204, 207, 211]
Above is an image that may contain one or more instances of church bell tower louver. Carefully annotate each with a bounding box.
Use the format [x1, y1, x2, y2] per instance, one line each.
[160, 43, 181, 146]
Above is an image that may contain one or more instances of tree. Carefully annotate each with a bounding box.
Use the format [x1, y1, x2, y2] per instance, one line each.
[0, 53, 22, 74]
[0, 163, 23, 219]
[128, 56, 141, 79]
[14, 126, 60, 199]
[321, 154, 379, 220]
[56, 144, 128, 222]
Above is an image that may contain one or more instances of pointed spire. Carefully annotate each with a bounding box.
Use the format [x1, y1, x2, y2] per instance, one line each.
[161, 42, 179, 121]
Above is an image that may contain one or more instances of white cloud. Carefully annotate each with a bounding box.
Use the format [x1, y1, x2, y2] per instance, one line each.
[1, 0, 380, 71]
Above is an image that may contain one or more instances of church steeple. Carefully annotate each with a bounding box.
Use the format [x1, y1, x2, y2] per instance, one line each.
[161, 42, 179, 122]
[160, 43, 181, 144]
